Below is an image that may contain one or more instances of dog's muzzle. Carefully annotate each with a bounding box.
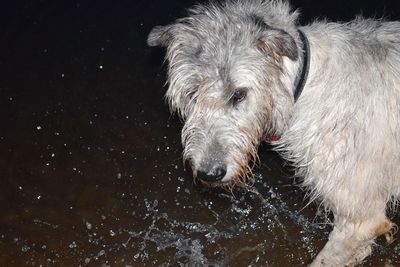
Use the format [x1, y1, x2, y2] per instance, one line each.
[190, 159, 227, 183]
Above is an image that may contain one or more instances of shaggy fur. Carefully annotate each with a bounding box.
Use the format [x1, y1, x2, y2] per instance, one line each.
[148, 0, 400, 265]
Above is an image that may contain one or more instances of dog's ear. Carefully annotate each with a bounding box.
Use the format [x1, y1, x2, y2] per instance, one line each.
[147, 25, 174, 47]
[257, 29, 298, 61]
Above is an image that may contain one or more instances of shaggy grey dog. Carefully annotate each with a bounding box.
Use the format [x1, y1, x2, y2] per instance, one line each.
[148, 0, 400, 265]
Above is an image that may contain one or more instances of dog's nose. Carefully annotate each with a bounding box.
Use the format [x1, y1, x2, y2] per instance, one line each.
[197, 164, 227, 182]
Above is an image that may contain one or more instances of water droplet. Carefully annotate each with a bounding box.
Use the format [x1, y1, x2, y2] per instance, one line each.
[85, 221, 92, 230]
[69, 241, 77, 249]
[109, 230, 115, 237]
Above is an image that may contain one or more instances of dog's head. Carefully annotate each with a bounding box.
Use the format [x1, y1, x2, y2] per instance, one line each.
[148, 0, 301, 188]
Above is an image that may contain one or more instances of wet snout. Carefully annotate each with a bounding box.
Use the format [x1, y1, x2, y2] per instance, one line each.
[196, 160, 227, 182]
[182, 113, 238, 185]
[186, 139, 228, 184]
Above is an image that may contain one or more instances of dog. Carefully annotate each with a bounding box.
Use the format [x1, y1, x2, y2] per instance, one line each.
[147, 0, 400, 265]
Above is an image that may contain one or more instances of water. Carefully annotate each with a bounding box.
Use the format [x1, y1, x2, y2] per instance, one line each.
[0, 0, 399, 266]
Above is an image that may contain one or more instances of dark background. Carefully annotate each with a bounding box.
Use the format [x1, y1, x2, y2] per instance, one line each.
[0, 0, 399, 266]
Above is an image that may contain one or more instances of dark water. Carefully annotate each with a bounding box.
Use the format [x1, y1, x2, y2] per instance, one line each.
[0, 0, 399, 266]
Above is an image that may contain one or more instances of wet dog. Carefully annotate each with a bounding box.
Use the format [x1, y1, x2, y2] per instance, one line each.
[148, 0, 400, 265]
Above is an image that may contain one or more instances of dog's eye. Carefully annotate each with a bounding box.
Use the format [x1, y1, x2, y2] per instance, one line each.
[232, 88, 247, 103]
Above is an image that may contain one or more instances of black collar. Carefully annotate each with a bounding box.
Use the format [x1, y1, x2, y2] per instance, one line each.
[293, 29, 310, 102]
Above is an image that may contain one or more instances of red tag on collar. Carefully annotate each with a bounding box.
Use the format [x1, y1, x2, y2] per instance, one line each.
[268, 135, 280, 142]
